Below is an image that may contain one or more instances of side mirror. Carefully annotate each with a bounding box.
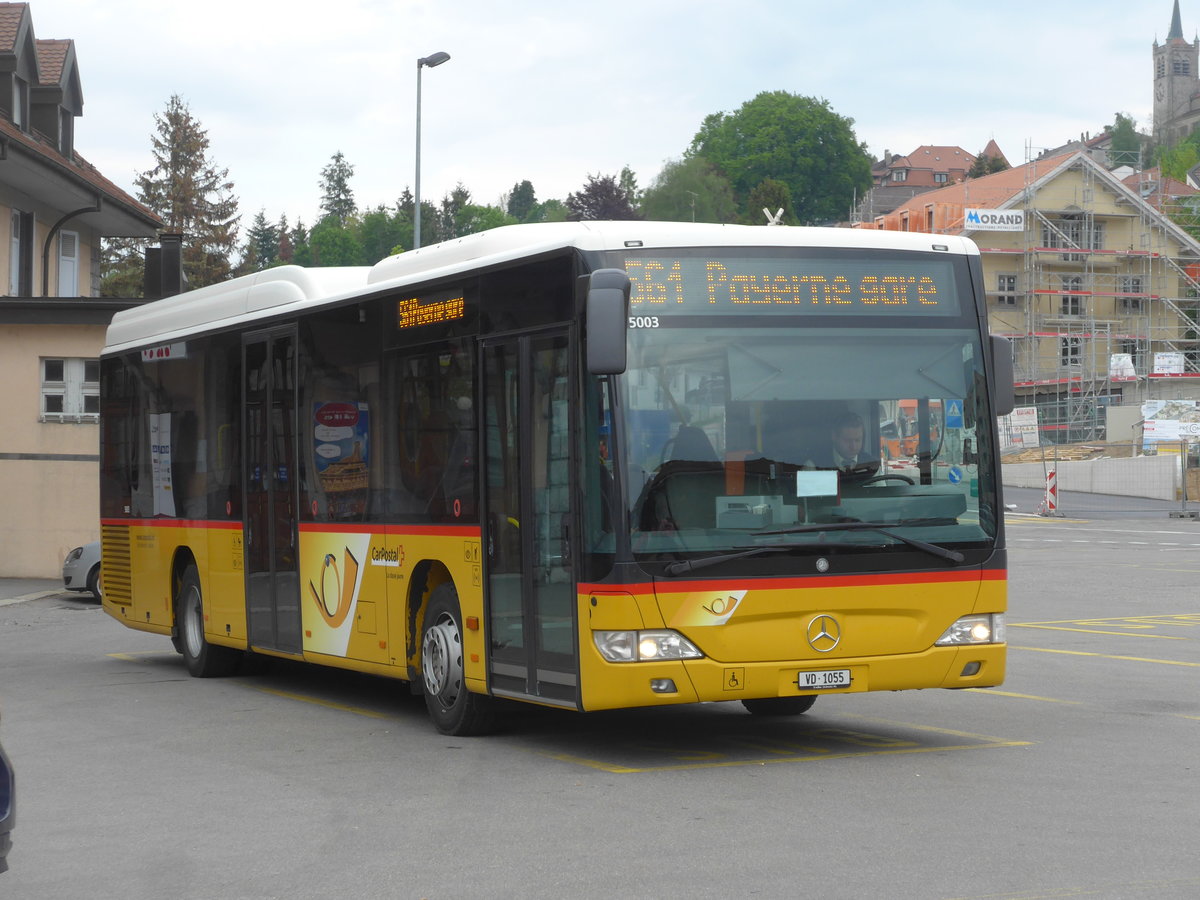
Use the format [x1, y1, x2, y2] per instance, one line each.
[586, 268, 630, 375]
[990, 335, 1015, 417]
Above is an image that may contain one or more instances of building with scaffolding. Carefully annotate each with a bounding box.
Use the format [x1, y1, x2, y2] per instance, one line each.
[862, 150, 1200, 443]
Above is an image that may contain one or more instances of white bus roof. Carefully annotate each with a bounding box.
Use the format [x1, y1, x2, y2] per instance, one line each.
[103, 222, 979, 355]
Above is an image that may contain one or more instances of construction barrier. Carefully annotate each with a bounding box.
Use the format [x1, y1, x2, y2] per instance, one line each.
[1037, 468, 1059, 516]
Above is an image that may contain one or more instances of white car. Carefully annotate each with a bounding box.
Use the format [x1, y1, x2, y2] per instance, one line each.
[62, 540, 101, 599]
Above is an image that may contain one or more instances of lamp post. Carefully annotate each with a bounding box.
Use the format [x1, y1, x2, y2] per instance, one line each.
[414, 50, 451, 250]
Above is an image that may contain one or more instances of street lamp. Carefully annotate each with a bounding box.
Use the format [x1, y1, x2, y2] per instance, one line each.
[414, 50, 451, 250]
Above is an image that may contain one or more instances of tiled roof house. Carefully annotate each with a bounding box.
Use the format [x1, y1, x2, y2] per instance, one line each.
[1, 2, 163, 575]
[858, 142, 1007, 222]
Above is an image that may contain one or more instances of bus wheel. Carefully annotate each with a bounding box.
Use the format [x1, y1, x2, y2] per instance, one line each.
[421, 583, 495, 736]
[177, 564, 239, 678]
[742, 695, 817, 716]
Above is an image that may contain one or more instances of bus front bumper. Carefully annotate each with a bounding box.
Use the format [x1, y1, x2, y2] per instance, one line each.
[579, 643, 1005, 711]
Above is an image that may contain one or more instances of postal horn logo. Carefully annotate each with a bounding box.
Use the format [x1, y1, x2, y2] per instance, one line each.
[806, 614, 841, 653]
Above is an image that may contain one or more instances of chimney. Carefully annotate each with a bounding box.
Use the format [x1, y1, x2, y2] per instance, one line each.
[143, 233, 184, 299]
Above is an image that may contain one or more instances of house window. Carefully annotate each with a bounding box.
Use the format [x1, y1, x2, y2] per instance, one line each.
[58, 108, 74, 157]
[58, 231, 79, 297]
[1060, 337, 1083, 366]
[9, 209, 32, 296]
[11, 76, 28, 131]
[934, 172, 948, 184]
[1119, 276, 1145, 312]
[892, 169, 908, 183]
[997, 274, 1018, 305]
[1042, 216, 1102, 260]
[41, 358, 100, 422]
[1060, 275, 1084, 315]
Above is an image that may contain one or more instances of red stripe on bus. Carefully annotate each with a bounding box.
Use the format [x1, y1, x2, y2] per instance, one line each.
[101, 518, 480, 538]
[297, 523, 481, 536]
[580, 568, 1005, 594]
[101, 518, 243, 530]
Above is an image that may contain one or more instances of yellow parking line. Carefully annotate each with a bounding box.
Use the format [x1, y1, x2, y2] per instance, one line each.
[539, 740, 1033, 774]
[1010, 624, 1185, 640]
[1012, 646, 1200, 668]
[255, 686, 391, 719]
[966, 688, 1080, 704]
[1015, 614, 1199, 626]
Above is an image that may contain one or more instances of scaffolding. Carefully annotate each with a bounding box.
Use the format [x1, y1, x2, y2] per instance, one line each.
[975, 150, 1200, 442]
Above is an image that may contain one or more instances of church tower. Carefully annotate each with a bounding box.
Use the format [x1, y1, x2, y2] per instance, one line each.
[1153, 1, 1200, 144]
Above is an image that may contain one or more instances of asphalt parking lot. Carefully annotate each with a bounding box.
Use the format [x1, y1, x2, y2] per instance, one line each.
[1, 511, 1198, 899]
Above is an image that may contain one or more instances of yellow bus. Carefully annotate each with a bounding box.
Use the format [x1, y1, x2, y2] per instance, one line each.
[100, 222, 1013, 735]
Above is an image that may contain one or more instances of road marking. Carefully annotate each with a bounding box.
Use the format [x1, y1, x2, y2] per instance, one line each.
[1013, 646, 1200, 668]
[255, 686, 391, 719]
[1010, 624, 1186, 640]
[538, 739, 1033, 774]
[965, 688, 1081, 704]
[540, 714, 1031, 773]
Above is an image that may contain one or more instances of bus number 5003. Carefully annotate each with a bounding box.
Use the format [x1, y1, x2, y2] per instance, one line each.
[629, 316, 660, 328]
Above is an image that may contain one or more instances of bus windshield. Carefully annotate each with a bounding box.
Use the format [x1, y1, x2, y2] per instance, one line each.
[596, 247, 997, 565]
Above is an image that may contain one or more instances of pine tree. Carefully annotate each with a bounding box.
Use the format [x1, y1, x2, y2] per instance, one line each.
[244, 209, 279, 271]
[134, 94, 239, 289]
[319, 151, 357, 226]
[507, 180, 537, 221]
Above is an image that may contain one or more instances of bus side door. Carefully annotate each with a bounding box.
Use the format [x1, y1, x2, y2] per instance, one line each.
[243, 329, 303, 654]
[482, 330, 580, 708]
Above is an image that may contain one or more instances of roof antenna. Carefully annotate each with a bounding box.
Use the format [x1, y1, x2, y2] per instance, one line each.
[763, 207, 784, 226]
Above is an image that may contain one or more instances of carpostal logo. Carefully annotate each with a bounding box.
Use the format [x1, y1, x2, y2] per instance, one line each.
[370, 545, 403, 568]
[965, 208, 1025, 232]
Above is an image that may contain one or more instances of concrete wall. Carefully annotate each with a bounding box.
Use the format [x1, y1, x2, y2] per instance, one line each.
[1002, 454, 1180, 501]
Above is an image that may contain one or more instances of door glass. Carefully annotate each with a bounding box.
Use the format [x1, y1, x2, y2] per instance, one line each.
[484, 343, 524, 656]
[271, 335, 301, 651]
[531, 337, 573, 661]
[244, 333, 301, 653]
[245, 339, 272, 647]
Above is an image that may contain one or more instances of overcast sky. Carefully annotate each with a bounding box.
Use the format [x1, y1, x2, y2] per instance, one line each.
[31, 0, 1176, 231]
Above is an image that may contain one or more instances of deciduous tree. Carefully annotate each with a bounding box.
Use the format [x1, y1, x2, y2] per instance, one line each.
[689, 90, 870, 224]
[566, 173, 640, 220]
[641, 156, 737, 223]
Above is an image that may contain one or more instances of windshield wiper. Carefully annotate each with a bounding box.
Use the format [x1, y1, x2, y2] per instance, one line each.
[753, 521, 965, 564]
[663, 546, 790, 576]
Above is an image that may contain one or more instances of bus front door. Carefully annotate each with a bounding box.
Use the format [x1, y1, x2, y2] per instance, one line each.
[483, 332, 580, 708]
[243, 330, 303, 655]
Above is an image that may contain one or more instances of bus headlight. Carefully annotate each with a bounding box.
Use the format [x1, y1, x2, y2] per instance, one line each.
[935, 614, 1006, 646]
[593, 630, 704, 662]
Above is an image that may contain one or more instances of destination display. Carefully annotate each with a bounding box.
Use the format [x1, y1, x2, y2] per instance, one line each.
[396, 293, 465, 329]
[623, 255, 960, 316]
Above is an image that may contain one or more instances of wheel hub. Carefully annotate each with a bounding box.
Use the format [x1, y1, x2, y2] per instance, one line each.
[423, 614, 463, 702]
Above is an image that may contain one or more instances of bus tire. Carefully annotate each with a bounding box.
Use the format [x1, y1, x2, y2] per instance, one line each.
[742, 695, 817, 716]
[421, 583, 496, 736]
[177, 564, 239, 678]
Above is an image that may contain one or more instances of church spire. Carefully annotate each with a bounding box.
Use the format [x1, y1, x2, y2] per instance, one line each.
[1169, 0, 1184, 39]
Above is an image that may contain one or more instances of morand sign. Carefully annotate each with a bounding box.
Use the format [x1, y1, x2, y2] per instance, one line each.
[964, 208, 1025, 232]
